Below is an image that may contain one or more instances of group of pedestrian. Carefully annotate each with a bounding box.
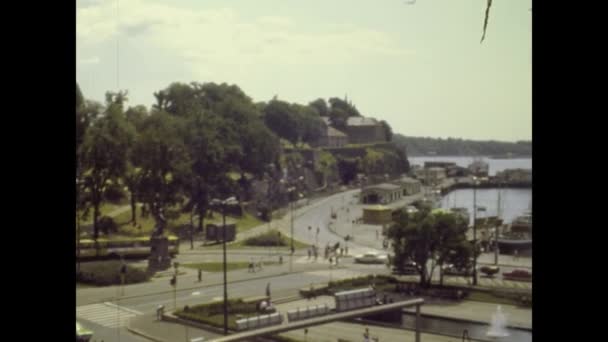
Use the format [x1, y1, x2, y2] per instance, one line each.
[248, 258, 263, 273]
[307, 245, 319, 260]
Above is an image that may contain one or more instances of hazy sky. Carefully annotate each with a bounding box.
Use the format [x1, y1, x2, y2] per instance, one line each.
[77, 0, 531, 141]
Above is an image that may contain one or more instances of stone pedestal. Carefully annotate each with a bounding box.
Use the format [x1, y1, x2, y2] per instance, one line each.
[148, 235, 172, 271]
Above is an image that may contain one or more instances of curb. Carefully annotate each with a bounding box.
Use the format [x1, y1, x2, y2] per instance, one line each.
[126, 327, 169, 342]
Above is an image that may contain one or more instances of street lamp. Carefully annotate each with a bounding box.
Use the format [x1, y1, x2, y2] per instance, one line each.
[76, 178, 81, 274]
[210, 195, 238, 336]
[472, 176, 478, 286]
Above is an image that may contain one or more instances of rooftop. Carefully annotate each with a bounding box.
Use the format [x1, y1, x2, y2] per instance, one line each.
[363, 183, 402, 191]
[346, 116, 379, 126]
[394, 176, 420, 184]
[327, 126, 347, 137]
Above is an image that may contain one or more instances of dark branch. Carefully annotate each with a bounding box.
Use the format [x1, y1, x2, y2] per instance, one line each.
[480, 0, 493, 43]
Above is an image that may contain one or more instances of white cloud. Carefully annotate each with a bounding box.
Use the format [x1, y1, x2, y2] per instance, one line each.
[77, 0, 413, 77]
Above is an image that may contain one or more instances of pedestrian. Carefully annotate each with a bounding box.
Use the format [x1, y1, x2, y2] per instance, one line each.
[249, 258, 255, 273]
[363, 327, 370, 342]
[307, 248, 311, 259]
[514, 249, 519, 260]
[198, 268, 202, 282]
[266, 282, 271, 299]
[279, 255, 283, 264]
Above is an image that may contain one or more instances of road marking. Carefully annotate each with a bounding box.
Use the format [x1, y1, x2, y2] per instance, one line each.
[76, 302, 141, 328]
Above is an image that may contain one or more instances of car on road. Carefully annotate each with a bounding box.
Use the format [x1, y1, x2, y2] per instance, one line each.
[391, 261, 419, 275]
[76, 322, 93, 342]
[354, 252, 388, 264]
[442, 264, 474, 276]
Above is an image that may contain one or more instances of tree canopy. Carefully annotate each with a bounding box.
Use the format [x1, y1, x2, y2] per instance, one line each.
[387, 207, 473, 287]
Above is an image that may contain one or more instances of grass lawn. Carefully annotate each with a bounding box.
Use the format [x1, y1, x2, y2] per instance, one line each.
[181, 261, 279, 272]
[175, 299, 276, 331]
[77, 201, 129, 224]
[205, 234, 310, 250]
[466, 290, 529, 307]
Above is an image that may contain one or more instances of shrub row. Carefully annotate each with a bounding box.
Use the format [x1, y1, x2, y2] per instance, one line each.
[76, 261, 151, 286]
[244, 230, 287, 247]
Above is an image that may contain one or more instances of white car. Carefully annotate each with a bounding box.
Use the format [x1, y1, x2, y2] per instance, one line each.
[355, 252, 388, 264]
[76, 322, 93, 342]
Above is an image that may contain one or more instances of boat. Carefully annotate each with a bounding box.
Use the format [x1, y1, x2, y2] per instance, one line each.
[495, 211, 532, 252]
[468, 158, 489, 177]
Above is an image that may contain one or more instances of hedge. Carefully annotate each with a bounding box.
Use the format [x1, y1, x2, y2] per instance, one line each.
[76, 261, 151, 286]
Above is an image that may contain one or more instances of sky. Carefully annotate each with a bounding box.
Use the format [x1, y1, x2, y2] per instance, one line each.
[77, 0, 532, 142]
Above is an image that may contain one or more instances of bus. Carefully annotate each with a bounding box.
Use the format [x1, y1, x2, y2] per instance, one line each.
[77, 235, 180, 260]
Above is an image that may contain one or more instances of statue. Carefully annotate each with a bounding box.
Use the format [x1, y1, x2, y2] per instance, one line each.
[151, 205, 167, 237]
[147, 203, 171, 271]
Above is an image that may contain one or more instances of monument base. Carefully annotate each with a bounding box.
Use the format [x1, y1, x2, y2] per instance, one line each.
[148, 235, 172, 271]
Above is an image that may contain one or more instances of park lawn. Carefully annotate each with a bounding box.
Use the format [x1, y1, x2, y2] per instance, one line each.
[77, 202, 128, 224]
[205, 236, 309, 250]
[466, 290, 530, 307]
[234, 213, 264, 233]
[181, 261, 279, 272]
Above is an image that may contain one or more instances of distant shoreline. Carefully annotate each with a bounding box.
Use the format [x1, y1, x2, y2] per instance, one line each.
[408, 155, 532, 159]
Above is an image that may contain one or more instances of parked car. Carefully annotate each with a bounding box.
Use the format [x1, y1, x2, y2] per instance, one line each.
[355, 252, 388, 264]
[503, 269, 532, 279]
[442, 264, 474, 276]
[391, 261, 418, 275]
[76, 322, 93, 342]
[480, 265, 500, 277]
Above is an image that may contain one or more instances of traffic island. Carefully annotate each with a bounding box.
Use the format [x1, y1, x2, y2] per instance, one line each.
[167, 297, 276, 333]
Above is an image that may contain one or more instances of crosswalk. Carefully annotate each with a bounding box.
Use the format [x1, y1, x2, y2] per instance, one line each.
[76, 302, 142, 328]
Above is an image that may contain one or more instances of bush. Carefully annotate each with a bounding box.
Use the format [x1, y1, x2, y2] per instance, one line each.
[98, 216, 119, 235]
[244, 230, 287, 247]
[174, 298, 276, 330]
[76, 261, 151, 286]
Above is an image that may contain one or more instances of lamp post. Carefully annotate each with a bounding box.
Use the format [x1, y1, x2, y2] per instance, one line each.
[472, 176, 478, 286]
[76, 178, 81, 274]
[211, 196, 238, 336]
[287, 186, 296, 273]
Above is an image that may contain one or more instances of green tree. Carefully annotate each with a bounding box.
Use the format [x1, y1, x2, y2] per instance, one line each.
[361, 148, 384, 175]
[263, 99, 300, 146]
[133, 110, 190, 234]
[309, 98, 329, 117]
[328, 97, 360, 117]
[316, 151, 338, 187]
[379, 120, 393, 142]
[81, 103, 136, 239]
[387, 207, 472, 288]
[125, 105, 149, 131]
[182, 110, 230, 237]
